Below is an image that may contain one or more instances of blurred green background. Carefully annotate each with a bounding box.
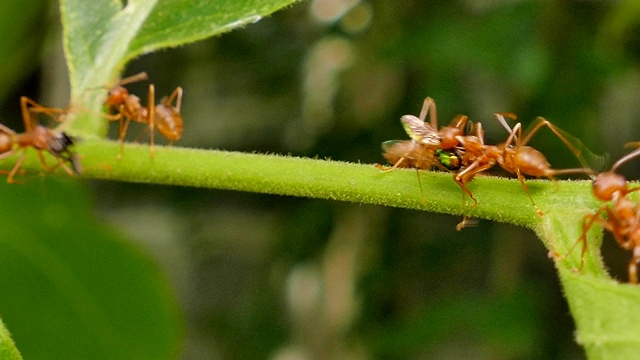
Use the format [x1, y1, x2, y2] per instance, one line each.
[2, 0, 640, 359]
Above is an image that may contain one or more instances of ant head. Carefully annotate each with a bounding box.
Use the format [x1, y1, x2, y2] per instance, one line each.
[439, 125, 464, 149]
[105, 86, 130, 106]
[104, 85, 129, 106]
[592, 171, 627, 201]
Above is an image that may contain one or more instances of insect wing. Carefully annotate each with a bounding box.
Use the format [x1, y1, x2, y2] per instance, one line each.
[400, 115, 440, 145]
[381, 139, 408, 152]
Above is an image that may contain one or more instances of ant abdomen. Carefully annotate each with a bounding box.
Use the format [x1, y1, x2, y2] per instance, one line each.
[154, 104, 183, 142]
[510, 146, 551, 176]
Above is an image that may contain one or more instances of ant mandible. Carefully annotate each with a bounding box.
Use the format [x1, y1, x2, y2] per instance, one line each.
[0, 97, 79, 183]
[564, 145, 640, 283]
[104, 72, 184, 159]
[455, 113, 595, 215]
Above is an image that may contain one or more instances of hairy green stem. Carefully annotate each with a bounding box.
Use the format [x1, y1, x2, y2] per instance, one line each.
[3, 139, 640, 358]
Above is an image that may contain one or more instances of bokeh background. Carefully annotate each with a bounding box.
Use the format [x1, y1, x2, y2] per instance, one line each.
[2, 0, 640, 359]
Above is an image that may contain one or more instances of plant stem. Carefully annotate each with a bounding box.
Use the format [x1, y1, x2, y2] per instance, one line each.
[4, 138, 640, 358]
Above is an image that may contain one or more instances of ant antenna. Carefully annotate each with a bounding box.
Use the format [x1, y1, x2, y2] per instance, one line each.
[117, 72, 149, 86]
[611, 147, 640, 173]
[86, 72, 150, 92]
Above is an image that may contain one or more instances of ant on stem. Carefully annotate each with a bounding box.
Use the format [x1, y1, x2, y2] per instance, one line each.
[454, 113, 597, 216]
[562, 144, 640, 283]
[104, 72, 184, 159]
[0, 97, 79, 183]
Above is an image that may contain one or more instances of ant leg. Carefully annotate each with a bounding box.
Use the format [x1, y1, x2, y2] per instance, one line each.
[22, 97, 67, 120]
[456, 216, 478, 231]
[547, 167, 595, 179]
[164, 87, 183, 111]
[515, 168, 543, 216]
[103, 113, 122, 121]
[20, 97, 36, 132]
[44, 157, 76, 177]
[417, 97, 438, 129]
[35, 149, 51, 171]
[454, 162, 479, 206]
[629, 247, 640, 284]
[148, 84, 156, 159]
[454, 159, 495, 208]
[0, 149, 16, 161]
[520, 117, 600, 173]
[471, 121, 486, 145]
[21, 97, 68, 136]
[454, 160, 493, 230]
[57, 159, 77, 176]
[117, 115, 132, 160]
[561, 211, 603, 271]
[519, 117, 552, 146]
[503, 122, 523, 148]
[0, 123, 16, 136]
[6, 152, 27, 183]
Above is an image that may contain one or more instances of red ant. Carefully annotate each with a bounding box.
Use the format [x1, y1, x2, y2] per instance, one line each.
[564, 145, 640, 283]
[454, 113, 596, 216]
[0, 97, 79, 183]
[104, 72, 184, 159]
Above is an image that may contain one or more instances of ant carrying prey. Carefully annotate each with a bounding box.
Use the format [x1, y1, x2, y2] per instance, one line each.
[562, 144, 640, 283]
[0, 97, 79, 183]
[104, 72, 184, 159]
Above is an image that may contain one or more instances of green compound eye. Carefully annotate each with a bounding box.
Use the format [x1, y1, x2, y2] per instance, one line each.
[435, 148, 461, 170]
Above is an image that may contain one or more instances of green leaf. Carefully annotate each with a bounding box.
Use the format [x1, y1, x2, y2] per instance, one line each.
[0, 318, 22, 360]
[60, 0, 157, 95]
[59, 0, 301, 135]
[0, 178, 181, 359]
[127, 0, 303, 64]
